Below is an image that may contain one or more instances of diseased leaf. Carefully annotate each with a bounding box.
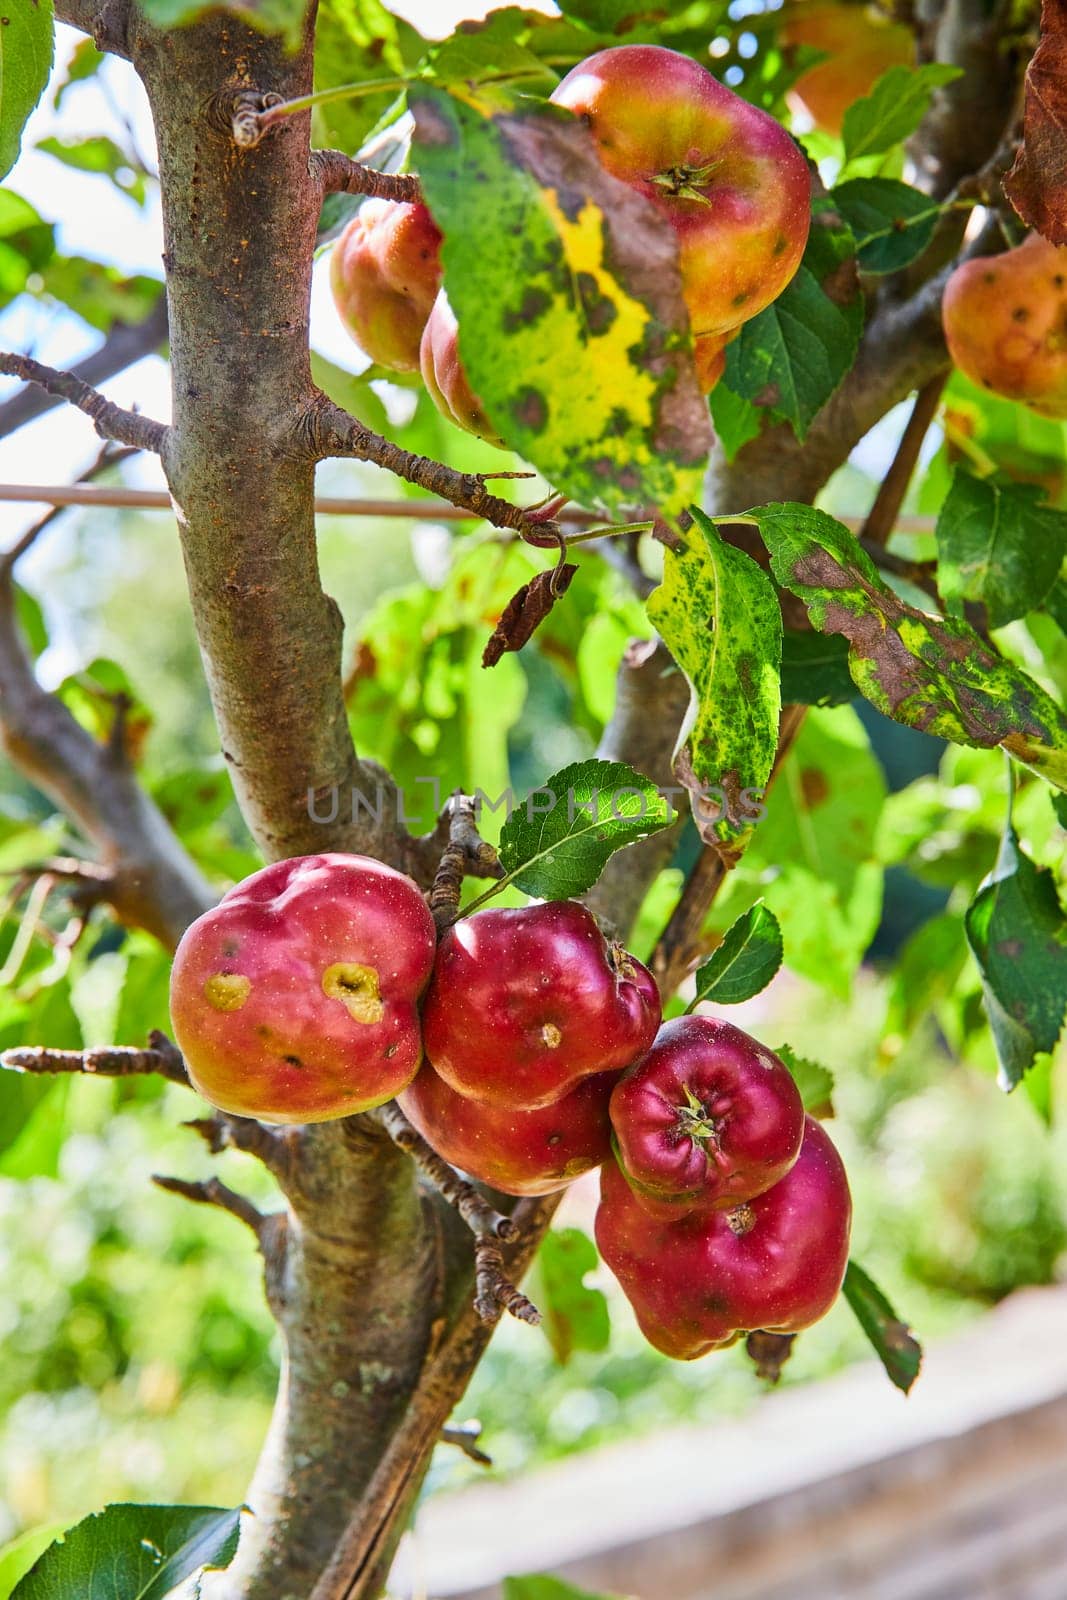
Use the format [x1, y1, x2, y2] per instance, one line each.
[11, 1504, 241, 1600]
[720, 210, 862, 442]
[777, 1043, 834, 1117]
[483, 563, 578, 667]
[964, 818, 1067, 1089]
[690, 902, 783, 1008]
[647, 507, 781, 855]
[841, 62, 963, 169]
[749, 502, 1067, 792]
[495, 759, 674, 900]
[935, 470, 1067, 628]
[843, 1260, 922, 1394]
[410, 86, 713, 518]
[780, 628, 856, 707]
[1004, 0, 1067, 245]
[0, 0, 53, 182]
[832, 177, 941, 275]
[528, 1228, 610, 1366]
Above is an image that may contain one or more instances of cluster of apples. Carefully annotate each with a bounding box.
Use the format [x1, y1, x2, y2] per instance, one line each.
[169, 853, 851, 1360]
[330, 43, 813, 436]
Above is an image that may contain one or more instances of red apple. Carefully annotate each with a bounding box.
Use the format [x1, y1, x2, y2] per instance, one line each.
[169, 854, 436, 1123]
[421, 900, 661, 1110]
[596, 1116, 852, 1359]
[400, 1061, 615, 1196]
[551, 44, 811, 386]
[330, 198, 442, 372]
[943, 233, 1067, 419]
[609, 1015, 805, 1215]
[781, 5, 913, 138]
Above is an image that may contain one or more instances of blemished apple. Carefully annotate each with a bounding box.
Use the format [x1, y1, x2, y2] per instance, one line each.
[169, 854, 436, 1123]
[943, 232, 1067, 419]
[331, 198, 442, 373]
[551, 44, 812, 388]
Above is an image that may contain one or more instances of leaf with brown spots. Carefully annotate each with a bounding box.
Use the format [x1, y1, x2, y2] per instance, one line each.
[647, 507, 782, 856]
[843, 1261, 922, 1394]
[964, 813, 1067, 1089]
[1004, 0, 1067, 245]
[410, 85, 713, 520]
[748, 502, 1067, 793]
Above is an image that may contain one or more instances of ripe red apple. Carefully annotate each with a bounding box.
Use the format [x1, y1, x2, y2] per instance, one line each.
[942, 233, 1067, 419]
[169, 854, 436, 1123]
[421, 900, 661, 1110]
[781, 5, 913, 138]
[551, 44, 811, 388]
[596, 1116, 852, 1359]
[609, 1015, 805, 1215]
[420, 290, 505, 446]
[400, 1061, 615, 1196]
[330, 198, 443, 372]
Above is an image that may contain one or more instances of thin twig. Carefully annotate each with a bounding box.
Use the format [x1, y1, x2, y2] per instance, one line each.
[376, 1100, 540, 1325]
[440, 1422, 492, 1467]
[311, 150, 422, 204]
[301, 395, 563, 546]
[1, 1031, 189, 1086]
[0, 353, 169, 455]
[650, 706, 807, 998]
[0, 300, 167, 441]
[184, 1112, 295, 1180]
[860, 372, 948, 550]
[152, 1173, 269, 1239]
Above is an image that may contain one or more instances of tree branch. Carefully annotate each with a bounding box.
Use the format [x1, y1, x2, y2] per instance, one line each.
[0, 301, 168, 440]
[153, 1172, 271, 1239]
[427, 793, 502, 931]
[300, 394, 563, 545]
[0, 1032, 188, 1084]
[310, 151, 422, 204]
[0, 352, 168, 454]
[860, 373, 948, 549]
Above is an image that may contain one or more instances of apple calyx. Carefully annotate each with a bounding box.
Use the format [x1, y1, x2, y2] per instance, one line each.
[650, 160, 721, 204]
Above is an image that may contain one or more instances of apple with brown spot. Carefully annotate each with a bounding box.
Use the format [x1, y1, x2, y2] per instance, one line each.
[169, 853, 436, 1122]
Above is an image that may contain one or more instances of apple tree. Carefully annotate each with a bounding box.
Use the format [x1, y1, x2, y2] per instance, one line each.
[0, 1, 1066, 1597]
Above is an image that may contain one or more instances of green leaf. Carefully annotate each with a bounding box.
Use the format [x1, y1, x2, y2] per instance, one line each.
[690, 901, 782, 1008]
[313, 0, 425, 155]
[554, 0, 665, 30]
[37, 136, 148, 206]
[1047, 575, 1067, 634]
[0, 1526, 68, 1600]
[841, 62, 963, 168]
[748, 501, 1067, 792]
[11, 1505, 241, 1600]
[528, 1228, 610, 1366]
[40, 256, 162, 333]
[884, 912, 967, 1042]
[776, 1043, 834, 1117]
[964, 820, 1067, 1090]
[832, 178, 941, 274]
[495, 759, 675, 901]
[52, 37, 102, 108]
[57, 658, 152, 756]
[504, 1577, 620, 1600]
[420, 11, 557, 92]
[409, 85, 713, 519]
[14, 584, 47, 659]
[842, 1260, 922, 1395]
[0, 189, 54, 309]
[720, 211, 862, 442]
[0, 0, 53, 182]
[647, 507, 781, 853]
[707, 379, 761, 463]
[935, 470, 1067, 628]
[780, 627, 856, 707]
[138, 0, 307, 48]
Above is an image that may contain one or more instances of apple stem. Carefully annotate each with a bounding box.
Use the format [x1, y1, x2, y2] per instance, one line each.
[375, 1101, 541, 1326]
